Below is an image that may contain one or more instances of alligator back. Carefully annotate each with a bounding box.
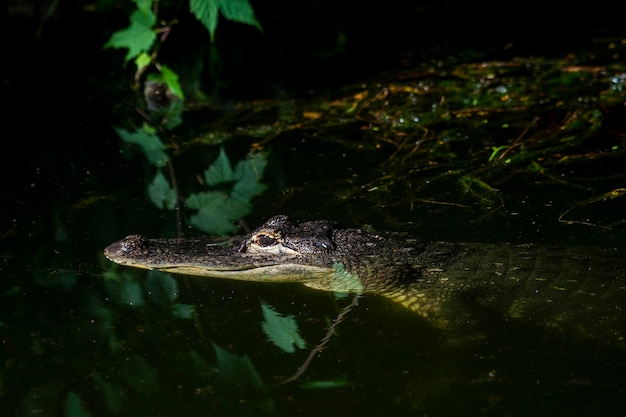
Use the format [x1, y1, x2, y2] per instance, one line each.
[371, 241, 626, 343]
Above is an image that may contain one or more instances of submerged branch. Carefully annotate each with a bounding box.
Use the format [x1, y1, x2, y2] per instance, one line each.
[276, 294, 361, 386]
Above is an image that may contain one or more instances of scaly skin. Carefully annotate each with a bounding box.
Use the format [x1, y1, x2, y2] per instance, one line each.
[104, 215, 626, 340]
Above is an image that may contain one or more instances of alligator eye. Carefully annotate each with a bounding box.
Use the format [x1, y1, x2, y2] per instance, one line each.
[255, 234, 277, 247]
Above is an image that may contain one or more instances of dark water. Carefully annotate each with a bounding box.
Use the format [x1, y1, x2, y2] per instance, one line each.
[3, 7, 626, 417]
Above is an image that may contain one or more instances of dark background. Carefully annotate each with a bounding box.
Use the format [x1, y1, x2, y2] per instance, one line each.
[2, 0, 624, 178]
[1, 3, 625, 416]
[3, 0, 624, 243]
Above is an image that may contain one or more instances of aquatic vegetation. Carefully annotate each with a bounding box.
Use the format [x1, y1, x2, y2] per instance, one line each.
[114, 123, 267, 234]
[261, 302, 306, 353]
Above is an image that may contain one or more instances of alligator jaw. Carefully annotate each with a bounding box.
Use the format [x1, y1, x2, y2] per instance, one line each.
[131, 263, 331, 282]
[103, 234, 332, 283]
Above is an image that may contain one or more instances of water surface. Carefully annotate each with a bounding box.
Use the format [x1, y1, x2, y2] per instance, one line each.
[2, 19, 626, 417]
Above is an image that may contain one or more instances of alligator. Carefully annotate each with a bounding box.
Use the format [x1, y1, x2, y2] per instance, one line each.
[104, 215, 626, 340]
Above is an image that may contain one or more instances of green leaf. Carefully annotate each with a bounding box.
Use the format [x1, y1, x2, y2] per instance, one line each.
[185, 190, 228, 210]
[213, 344, 264, 390]
[231, 179, 267, 203]
[186, 148, 267, 234]
[104, 9, 157, 62]
[218, 0, 262, 30]
[204, 147, 236, 186]
[160, 65, 185, 100]
[190, 0, 219, 41]
[105, 279, 145, 307]
[148, 171, 177, 210]
[330, 262, 364, 295]
[114, 127, 168, 167]
[134, 51, 152, 73]
[172, 303, 196, 319]
[190, 0, 262, 42]
[144, 270, 179, 304]
[162, 99, 184, 131]
[186, 191, 250, 234]
[155, 99, 183, 131]
[65, 392, 92, 417]
[134, 0, 153, 13]
[260, 302, 305, 353]
[142, 121, 157, 134]
[299, 378, 350, 389]
[231, 151, 268, 200]
[234, 150, 268, 181]
[102, 264, 137, 282]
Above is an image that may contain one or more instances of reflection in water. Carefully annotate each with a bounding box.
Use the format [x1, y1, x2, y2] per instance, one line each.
[3, 206, 626, 416]
[3, 29, 626, 417]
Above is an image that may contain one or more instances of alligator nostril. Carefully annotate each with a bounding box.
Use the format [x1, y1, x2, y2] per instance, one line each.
[103, 240, 124, 259]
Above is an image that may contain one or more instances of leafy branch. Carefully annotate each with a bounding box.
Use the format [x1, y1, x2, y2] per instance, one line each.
[105, 0, 262, 126]
[114, 127, 267, 235]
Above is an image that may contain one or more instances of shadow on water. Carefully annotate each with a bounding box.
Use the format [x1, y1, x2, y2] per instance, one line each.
[3, 3, 626, 417]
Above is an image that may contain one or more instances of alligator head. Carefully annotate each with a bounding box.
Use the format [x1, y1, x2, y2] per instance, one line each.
[103, 215, 394, 294]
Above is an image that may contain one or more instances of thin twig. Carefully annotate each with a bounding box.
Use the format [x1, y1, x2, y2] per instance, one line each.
[167, 159, 183, 237]
[497, 116, 539, 161]
[276, 294, 361, 386]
